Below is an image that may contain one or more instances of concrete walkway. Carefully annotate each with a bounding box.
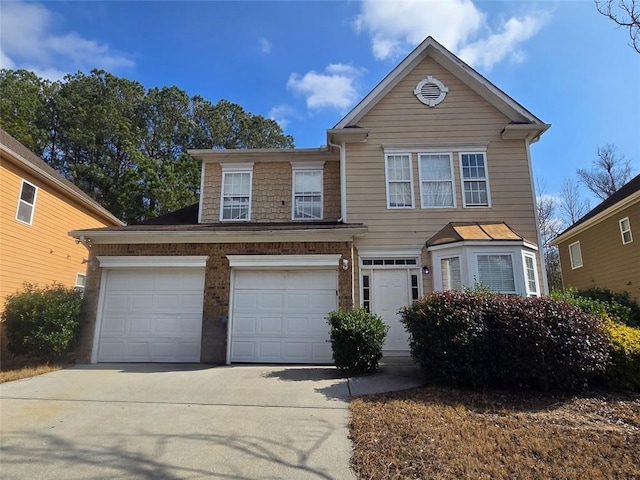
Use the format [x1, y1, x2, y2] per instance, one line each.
[0, 360, 425, 480]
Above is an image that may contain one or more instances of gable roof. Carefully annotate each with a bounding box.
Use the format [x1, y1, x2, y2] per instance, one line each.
[333, 36, 549, 141]
[551, 174, 640, 244]
[0, 128, 123, 226]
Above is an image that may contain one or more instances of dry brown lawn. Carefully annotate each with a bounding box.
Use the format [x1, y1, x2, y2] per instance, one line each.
[350, 385, 640, 480]
[0, 353, 66, 383]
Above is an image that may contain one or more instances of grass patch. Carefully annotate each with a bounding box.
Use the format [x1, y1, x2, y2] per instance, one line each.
[350, 385, 640, 479]
[0, 354, 67, 383]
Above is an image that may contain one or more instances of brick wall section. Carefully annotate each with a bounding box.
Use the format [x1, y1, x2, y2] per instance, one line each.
[200, 160, 341, 223]
[78, 241, 353, 364]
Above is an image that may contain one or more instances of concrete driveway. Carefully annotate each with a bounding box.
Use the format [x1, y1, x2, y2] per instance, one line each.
[0, 364, 356, 480]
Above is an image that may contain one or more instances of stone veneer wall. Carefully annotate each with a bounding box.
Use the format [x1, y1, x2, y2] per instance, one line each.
[78, 241, 353, 364]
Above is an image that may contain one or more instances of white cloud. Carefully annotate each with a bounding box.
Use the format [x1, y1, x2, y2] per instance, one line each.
[354, 0, 546, 70]
[458, 16, 543, 70]
[268, 104, 297, 129]
[0, 1, 133, 79]
[287, 64, 365, 111]
[259, 37, 272, 54]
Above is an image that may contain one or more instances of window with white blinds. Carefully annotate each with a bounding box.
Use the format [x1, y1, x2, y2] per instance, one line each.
[477, 254, 515, 293]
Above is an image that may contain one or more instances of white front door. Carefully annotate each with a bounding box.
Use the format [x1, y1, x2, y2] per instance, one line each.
[372, 269, 412, 353]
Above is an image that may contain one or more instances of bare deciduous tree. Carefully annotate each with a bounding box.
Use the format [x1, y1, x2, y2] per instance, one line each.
[559, 179, 590, 224]
[577, 144, 634, 200]
[595, 0, 640, 53]
[536, 179, 564, 291]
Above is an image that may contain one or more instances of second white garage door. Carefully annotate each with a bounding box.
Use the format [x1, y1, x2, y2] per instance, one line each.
[231, 270, 337, 363]
[97, 269, 205, 362]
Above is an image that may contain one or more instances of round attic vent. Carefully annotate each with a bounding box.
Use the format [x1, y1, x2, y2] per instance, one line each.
[414, 76, 448, 107]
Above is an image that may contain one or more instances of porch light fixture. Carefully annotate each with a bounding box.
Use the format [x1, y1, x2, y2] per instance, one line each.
[342, 258, 349, 270]
[423, 266, 430, 275]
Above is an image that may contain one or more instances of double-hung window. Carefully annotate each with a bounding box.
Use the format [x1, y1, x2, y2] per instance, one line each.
[477, 254, 516, 293]
[385, 153, 414, 208]
[522, 252, 539, 297]
[441, 256, 462, 291]
[291, 163, 323, 220]
[419, 153, 455, 208]
[460, 152, 490, 207]
[16, 180, 37, 225]
[220, 164, 253, 221]
[620, 217, 633, 244]
[569, 241, 583, 269]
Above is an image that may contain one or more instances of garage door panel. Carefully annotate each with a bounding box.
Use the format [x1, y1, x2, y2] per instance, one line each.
[232, 269, 336, 364]
[97, 268, 204, 363]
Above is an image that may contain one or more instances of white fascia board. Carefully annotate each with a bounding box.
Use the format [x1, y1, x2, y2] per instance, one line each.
[227, 254, 341, 268]
[356, 245, 424, 257]
[2, 144, 123, 226]
[550, 192, 640, 245]
[501, 123, 551, 143]
[428, 240, 537, 252]
[69, 227, 368, 244]
[97, 255, 209, 268]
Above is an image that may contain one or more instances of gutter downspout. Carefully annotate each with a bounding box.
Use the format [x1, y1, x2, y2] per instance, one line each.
[328, 138, 347, 222]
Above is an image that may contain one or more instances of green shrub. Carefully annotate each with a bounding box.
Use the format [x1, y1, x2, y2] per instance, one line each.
[327, 308, 389, 374]
[2, 283, 85, 360]
[602, 320, 640, 391]
[577, 287, 640, 328]
[400, 291, 610, 391]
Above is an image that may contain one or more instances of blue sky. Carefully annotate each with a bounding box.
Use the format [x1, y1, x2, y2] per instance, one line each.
[1, 0, 639, 206]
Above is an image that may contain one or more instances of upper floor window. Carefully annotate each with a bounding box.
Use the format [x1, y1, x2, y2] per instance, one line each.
[16, 180, 37, 225]
[220, 163, 253, 221]
[385, 153, 414, 208]
[477, 254, 515, 293]
[620, 217, 633, 244]
[418, 153, 455, 208]
[569, 241, 583, 269]
[460, 152, 490, 207]
[291, 162, 324, 220]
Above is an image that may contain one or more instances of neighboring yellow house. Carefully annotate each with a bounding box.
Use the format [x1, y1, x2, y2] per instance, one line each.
[0, 128, 123, 310]
[551, 174, 640, 300]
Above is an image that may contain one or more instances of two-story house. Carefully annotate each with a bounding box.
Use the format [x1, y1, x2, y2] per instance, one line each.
[551, 174, 639, 299]
[71, 37, 549, 365]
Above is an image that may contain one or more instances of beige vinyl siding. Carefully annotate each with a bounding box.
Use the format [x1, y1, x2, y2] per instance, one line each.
[0, 159, 114, 308]
[558, 202, 640, 300]
[346, 55, 541, 302]
[200, 157, 341, 223]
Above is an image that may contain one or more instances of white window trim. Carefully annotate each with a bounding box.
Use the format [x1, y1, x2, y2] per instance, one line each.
[568, 241, 583, 269]
[459, 151, 492, 208]
[291, 162, 324, 221]
[620, 217, 633, 244]
[384, 153, 415, 209]
[220, 163, 254, 222]
[15, 179, 38, 225]
[75, 273, 86, 288]
[522, 251, 540, 297]
[417, 152, 456, 209]
[97, 256, 209, 268]
[440, 255, 463, 291]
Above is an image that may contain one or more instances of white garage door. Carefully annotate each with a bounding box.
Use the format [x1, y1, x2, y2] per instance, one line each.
[98, 269, 205, 362]
[231, 270, 337, 363]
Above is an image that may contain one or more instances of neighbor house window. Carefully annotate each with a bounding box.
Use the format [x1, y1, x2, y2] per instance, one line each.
[16, 180, 37, 225]
[292, 170, 322, 220]
[620, 217, 633, 244]
[441, 256, 462, 291]
[75, 273, 86, 290]
[568, 241, 583, 269]
[418, 153, 455, 208]
[522, 252, 539, 297]
[477, 254, 515, 293]
[220, 164, 253, 221]
[385, 153, 414, 208]
[460, 152, 490, 207]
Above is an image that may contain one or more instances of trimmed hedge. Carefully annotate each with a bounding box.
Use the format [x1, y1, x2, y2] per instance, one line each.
[400, 291, 610, 391]
[327, 308, 389, 374]
[3, 283, 84, 360]
[602, 320, 640, 391]
[576, 287, 640, 328]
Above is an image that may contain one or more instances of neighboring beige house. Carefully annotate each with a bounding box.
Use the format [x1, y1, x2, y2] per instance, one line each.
[71, 37, 550, 365]
[551, 174, 639, 300]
